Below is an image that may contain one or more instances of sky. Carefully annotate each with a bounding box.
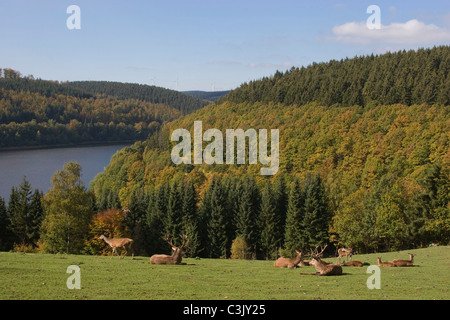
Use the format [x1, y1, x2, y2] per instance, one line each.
[0, 0, 449, 91]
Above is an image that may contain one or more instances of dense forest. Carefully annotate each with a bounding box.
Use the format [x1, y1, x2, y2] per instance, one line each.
[0, 71, 208, 148]
[0, 47, 448, 258]
[222, 46, 450, 107]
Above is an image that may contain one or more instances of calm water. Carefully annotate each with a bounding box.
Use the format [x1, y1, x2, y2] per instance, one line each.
[0, 144, 129, 200]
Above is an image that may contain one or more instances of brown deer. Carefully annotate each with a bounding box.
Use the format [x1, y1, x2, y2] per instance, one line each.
[274, 250, 303, 269]
[99, 234, 134, 259]
[337, 247, 353, 263]
[309, 258, 343, 276]
[340, 260, 363, 267]
[150, 234, 189, 265]
[392, 253, 416, 267]
[377, 257, 396, 267]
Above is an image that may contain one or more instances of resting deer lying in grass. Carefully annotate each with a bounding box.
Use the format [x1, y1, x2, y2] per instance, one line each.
[150, 235, 188, 265]
[377, 257, 396, 267]
[340, 260, 363, 267]
[300, 244, 342, 276]
[274, 250, 303, 269]
[392, 253, 416, 267]
[309, 258, 343, 276]
[99, 234, 134, 259]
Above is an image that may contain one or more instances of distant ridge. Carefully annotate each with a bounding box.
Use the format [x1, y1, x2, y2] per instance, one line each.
[65, 81, 209, 114]
[182, 90, 230, 102]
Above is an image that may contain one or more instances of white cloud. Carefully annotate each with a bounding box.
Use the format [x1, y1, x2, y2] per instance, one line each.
[331, 19, 450, 45]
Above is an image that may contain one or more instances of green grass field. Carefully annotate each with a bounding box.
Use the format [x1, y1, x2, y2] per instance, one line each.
[0, 246, 448, 300]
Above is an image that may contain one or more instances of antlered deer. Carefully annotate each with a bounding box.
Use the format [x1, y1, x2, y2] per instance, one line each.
[300, 244, 342, 276]
[99, 234, 134, 259]
[337, 247, 353, 263]
[309, 258, 343, 276]
[150, 235, 188, 265]
[392, 253, 416, 267]
[377, 257, 396, 267]
[274, 250, 303, 269]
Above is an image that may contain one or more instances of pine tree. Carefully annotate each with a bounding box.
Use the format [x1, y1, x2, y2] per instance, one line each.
[165, 181, 183, 245]
[27, 189, 44, 246]
[284, 178, 305, 254]
[273, 174, 288, 248]
[0, 196, 10, 250]
[235, 177, 260, 257]
[259, 180, 279, 259]
[302, 173, 330, 248]
[206, 178, 229, 258]
[181, 180, 200, 257]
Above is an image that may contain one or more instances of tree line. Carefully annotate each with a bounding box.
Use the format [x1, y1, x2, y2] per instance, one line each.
[222, 46, 450, 107]
[0, 71, 209, 148]
[1, 160, 447, 258]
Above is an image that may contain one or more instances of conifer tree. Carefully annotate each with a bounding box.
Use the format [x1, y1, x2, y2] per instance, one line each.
[235, 177, 260, 256]
[259, 180, 279, 259]
[302, 173, 330, 248]
[206, 178, 229, 258]
[284, 178, 305, 254]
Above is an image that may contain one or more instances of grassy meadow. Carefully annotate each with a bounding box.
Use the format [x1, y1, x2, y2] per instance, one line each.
[0, 246, 448, 300]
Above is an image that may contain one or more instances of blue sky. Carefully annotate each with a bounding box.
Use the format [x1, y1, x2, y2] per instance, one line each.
[1, 0, 449, 91]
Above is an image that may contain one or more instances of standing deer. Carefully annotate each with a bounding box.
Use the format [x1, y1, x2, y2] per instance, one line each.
[274, 250, 303, 269]
[305, 244, 343, 276]
[377, 257, 396, 267]
[337, 247, 353, 263]
[99, 234, 134, 259]
[392, 253, 416, 267]
[150, 235, 189, 265]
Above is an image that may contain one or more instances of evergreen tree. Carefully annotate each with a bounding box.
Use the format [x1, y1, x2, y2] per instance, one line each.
[27, 189, 44, 246]
[273, 174, 288, 248]
[181, 180, 200, 257]
[205, 178, 229, 258]
[145, 184, 169, 255]
[302, 173, 330, 248]
[0, 197, 10, 250]
[235, 177, 260, 257]
[259, 180, 279, 259]
[284, 178, 305, 254]
[165, 181, 183, 245]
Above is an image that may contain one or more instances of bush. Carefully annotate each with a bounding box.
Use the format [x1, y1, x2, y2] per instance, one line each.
[230, 237, 250, 259]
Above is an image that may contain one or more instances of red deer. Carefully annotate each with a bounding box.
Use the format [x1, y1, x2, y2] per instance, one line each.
[340, 260, 363, 267]
[99, 234, 134, 259]
[377, 257, 396, 267]
[150, 235, 188, 265]
[392, 253, 416, 267]
[274, 250, 303, 269]
[300, 244, 342, 276]
[337, 247, 353, 263]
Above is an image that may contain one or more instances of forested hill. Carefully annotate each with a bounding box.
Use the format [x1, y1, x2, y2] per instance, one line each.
[222, 46, 450, 107]
[90, 47, 449, 257]
[65, 81, 209, 114]
[0, 70, 209, 148]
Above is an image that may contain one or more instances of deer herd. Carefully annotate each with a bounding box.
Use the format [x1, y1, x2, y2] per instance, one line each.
[98, 233, 417, 275]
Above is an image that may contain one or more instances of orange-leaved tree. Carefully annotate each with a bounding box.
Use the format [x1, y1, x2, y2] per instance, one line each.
[85, 208, 130, 255]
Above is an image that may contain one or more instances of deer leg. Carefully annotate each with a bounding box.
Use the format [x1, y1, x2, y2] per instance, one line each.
[121, 246, 127, 259]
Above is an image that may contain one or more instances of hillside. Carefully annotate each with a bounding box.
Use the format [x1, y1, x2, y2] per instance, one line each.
[0, 73, 208, 148]
[221, 46, 450, 107]
[90, 47, 449, 258]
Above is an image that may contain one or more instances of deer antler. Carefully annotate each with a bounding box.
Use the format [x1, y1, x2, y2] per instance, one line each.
[310, 243, 328, 259]
[179, 234, 189, 249]
[163, 235, 176, 248]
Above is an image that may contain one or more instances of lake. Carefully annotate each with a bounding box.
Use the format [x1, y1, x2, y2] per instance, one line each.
[0, 144, 130, 200]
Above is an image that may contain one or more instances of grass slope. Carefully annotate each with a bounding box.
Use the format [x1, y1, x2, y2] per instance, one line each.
[0, 246, 448, 300]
